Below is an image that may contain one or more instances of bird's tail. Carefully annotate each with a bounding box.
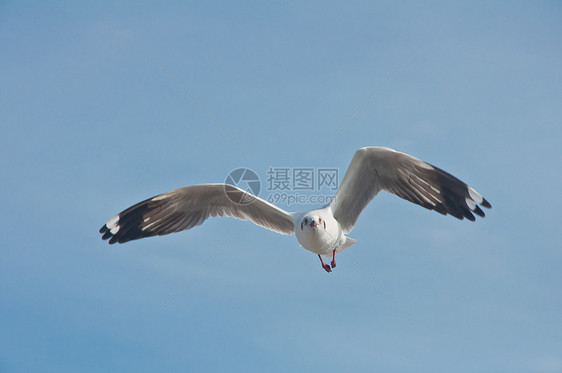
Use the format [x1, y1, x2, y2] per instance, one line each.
[336, 236, 357, 254]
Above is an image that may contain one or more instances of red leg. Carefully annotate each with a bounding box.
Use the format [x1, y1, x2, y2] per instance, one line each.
[330, 249, 336, 269]
[318, 254, 332, 273]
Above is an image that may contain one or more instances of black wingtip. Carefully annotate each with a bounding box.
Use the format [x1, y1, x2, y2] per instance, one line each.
[481, 198, 492, 209]
[101, 229, 112, 241]
[465, 212, 476, 222]
[473, 205, 486, 218]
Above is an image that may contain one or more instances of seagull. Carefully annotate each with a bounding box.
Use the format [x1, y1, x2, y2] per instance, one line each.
[100, 147, 491, 272]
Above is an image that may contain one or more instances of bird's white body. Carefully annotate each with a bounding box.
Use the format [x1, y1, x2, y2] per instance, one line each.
[292, 206, 356, 258]
[100, 147, 491, 272]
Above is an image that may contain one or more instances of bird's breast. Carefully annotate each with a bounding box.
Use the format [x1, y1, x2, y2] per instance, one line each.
[295, 224, 341, 256]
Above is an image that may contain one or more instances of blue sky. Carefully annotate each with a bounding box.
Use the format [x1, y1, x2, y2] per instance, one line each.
[1, 1, 561, 372]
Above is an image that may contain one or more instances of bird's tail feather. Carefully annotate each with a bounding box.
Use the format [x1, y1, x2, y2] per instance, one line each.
[336, 236, 357, 254]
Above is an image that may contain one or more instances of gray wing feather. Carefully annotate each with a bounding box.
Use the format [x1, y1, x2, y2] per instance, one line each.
[331, 147, 492, 233]
[100, 184, 295, 244]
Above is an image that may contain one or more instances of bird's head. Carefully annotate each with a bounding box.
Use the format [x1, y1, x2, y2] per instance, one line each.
[300, 216, 325, 230]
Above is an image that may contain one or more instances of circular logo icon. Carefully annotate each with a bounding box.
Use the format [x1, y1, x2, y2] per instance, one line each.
[224, 168, 261, 205]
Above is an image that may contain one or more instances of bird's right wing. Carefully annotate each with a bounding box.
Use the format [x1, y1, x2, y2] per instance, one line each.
[100, 184, 295, 244]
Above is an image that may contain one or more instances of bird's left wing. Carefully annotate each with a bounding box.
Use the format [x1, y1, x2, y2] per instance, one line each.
[100, 184, 295, 244]
[331, 147, 492, 233]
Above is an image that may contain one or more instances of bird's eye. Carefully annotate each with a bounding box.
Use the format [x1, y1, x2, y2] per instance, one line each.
[304, 218, 308, 224]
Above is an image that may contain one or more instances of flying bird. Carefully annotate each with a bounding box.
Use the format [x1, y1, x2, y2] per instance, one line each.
[99, 147, 491, 272]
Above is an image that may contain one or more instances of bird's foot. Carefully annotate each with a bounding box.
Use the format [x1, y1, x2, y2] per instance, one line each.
[330, 260, 336, 269]
[318, 254, 332, 273]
